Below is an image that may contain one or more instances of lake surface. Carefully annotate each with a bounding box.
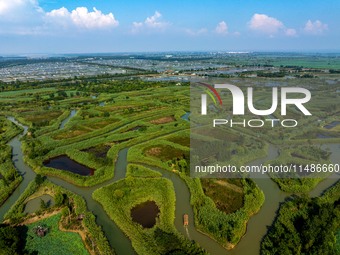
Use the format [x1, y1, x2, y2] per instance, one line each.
[131, 201, 160, 228]
[43, 156, 94, 176]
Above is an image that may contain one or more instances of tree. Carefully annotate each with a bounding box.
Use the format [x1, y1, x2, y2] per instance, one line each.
[55, 192, 65, 206]
[40, 199, 48, 210]
[34, 174, 45, 186]
[0, 225, 21, 254]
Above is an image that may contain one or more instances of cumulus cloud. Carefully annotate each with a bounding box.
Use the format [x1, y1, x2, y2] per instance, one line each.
[0, 0, 44, 34]
[0, 0, 42, 16]
[304, 20, 328, 35]
[46, 7, 119, 29]
[248, 13, 296, 37]
[249, 14, 284, 34]
[145, 11, 163, 28]
[185, 28, 208, 36]
[132, 11, 169, 33]
[215, 21, 228, 35]
[0, 1, 119, 34]
[285, 28, 297, 37]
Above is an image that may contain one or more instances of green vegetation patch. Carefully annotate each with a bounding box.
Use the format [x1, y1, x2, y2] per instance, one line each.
[126, 164, 162, 178]
[183, 176, 264, 249]
[53, 124, 93, 140]
[0, 142, 22, 206]
[81, 143, 112, 159]
[93, 177, 204, 255]
[149, 115, 176, 125]
[4, 176, 113, 255]
[261, 181, 340, 255]
[21, 110, 63, 127]
[25, 214, 89, 255]
[201, 179, 244, 214]
[266, 145, 330, 192]
[336, 230, 340, 254]
[144, 144, 189, 162]
[167, 135, 190, 147]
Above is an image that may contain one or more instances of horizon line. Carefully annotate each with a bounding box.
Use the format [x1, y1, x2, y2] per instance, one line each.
[1, 50, 340, 57]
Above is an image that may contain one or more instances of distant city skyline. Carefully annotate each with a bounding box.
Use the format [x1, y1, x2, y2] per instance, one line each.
[0, 0, 339, 54]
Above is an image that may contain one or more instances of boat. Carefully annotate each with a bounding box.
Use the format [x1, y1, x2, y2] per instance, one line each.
[183, 214, 188, 226]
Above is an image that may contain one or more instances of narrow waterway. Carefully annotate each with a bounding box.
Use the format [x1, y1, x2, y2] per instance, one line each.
[59, 109, 77, 129]
[0, 115, 135, 255]
[0, 114, 339, 255]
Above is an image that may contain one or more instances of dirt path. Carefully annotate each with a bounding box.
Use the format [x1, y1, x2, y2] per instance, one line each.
[16, 210, 61, 225]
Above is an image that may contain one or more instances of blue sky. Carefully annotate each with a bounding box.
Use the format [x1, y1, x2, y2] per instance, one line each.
[0, 0, 339, 54]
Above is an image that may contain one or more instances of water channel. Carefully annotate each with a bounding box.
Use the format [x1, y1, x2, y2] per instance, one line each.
[59, 109, 77, 129]
[0, 113, 339, 255]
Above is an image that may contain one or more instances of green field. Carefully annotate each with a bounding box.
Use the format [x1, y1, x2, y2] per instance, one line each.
[25, 214, 89, 255]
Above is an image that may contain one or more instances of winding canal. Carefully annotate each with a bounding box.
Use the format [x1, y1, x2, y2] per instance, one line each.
[0, 113, 339, 255]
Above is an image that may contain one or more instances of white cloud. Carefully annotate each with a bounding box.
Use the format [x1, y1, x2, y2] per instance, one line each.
[249, 14, 284, 35]
[0, 0, 44, 34]
[215, 21, 228, 35]
[248, 13, 296, 37]
[46, 7, 119, 29]
[304, 20, 328, 35]
[0, 1, 118, 35]
[185, 28, 208, 36]
[132, 22, 143, 29]
[285, 28, 297, 37]
[0, 0, 41, 16]
[132, 11, 169, 33]
[145, 11, 163, 28]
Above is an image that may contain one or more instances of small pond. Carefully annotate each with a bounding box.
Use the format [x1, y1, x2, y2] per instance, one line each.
[181, 112, 190, 122]
[43, 155, 94, 176]
[324, 121, 340, 129]
[24, 194, 55, 214]
[316, 133, 335, 139]
[325, 79, 337, 85]
[131, 201, 160, 228]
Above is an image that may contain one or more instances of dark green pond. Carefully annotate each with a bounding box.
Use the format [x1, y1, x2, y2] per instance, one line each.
[43, 156, 94, 176]
[324, 121, 340, 129]
[131, 201, 160, 228]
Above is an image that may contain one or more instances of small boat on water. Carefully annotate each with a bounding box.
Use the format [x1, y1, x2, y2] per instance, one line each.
[183, 214, 189, 226]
